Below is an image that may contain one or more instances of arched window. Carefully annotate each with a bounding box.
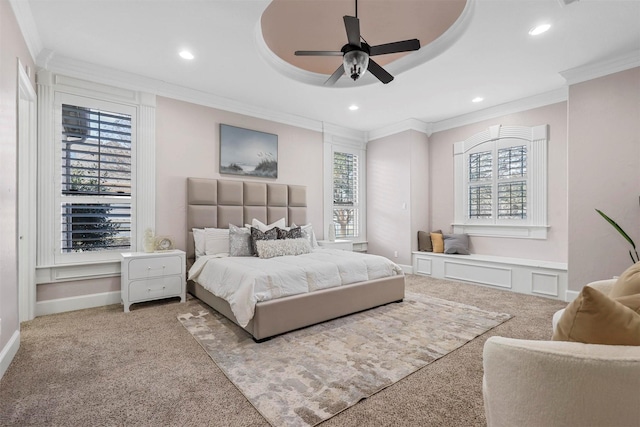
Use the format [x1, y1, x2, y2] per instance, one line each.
[453, 124, 549, 239]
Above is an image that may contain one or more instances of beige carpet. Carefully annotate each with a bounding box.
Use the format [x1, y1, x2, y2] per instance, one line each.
[0, 275, 567, 426]
[178, 292, 511, 427]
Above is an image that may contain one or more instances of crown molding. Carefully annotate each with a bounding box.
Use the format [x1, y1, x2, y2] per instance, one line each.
[368, 119, 432, 141]
[560, 50, 640, 85]
[323, 122, 368, 148]
[8, 0, 43, 62]
[37, 51, 331, 134]
[431, 88, 568, 134]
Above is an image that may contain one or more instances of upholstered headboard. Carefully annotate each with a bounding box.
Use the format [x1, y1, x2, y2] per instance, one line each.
[186, 177, 308, 262]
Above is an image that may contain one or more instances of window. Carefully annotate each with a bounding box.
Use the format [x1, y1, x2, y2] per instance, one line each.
[333, 151, 359, 238]
[61, 104, 132, 252]
[37, 71, 156, 278]
[453, 124, 548, 239]
[466, 145, 528, 220]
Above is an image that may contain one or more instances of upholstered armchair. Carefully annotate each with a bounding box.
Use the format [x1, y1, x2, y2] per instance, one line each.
[483, 279, 640, 427]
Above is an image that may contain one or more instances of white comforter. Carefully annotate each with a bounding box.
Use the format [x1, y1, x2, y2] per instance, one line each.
[188, 249, 403, 327]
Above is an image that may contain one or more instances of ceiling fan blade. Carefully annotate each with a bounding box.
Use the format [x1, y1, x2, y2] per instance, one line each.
[369, 39, 421, 56]
[324, 65, 345, 86]
[295, 50, 343, 56]
[343, 16, 361, 47]
[367, 59, 394, 84]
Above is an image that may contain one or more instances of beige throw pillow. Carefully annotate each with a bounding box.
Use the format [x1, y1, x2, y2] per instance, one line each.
[610, 261, 640, 298]
[616, 293, 640, 314]
[552, 286, 640, 345]
[430, 232, 444, 253]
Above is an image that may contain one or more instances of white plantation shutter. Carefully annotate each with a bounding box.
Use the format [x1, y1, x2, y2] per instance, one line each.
[60, 104, 132, 252]
[333, 151, 359, 238]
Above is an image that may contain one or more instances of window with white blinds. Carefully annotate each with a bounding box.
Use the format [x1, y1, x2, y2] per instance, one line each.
[466, 146, 528, 220]
[332, 151, 359, 238]
[60, 104, 132, 253]
[453, 124, 548, 239]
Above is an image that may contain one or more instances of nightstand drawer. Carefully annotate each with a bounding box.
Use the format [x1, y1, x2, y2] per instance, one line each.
[128, 255, 182, 279]
[128, 275, 183, 302]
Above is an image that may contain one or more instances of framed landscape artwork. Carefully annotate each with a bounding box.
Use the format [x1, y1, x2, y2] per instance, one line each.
[219, 124, 278, 178]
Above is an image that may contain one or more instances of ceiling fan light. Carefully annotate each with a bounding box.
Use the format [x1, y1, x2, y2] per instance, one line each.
[343, 50, 369, 81]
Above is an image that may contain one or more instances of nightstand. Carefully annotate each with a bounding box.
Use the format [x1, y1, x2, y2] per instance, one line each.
[120, 250, 186, 312]
[317, 239, 353, 251]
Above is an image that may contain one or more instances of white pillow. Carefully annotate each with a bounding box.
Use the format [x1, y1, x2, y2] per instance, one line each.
[292, 223, 318, 248]
[193, 228, 206, 259]
[204, 227, 230, 256]
[256, 238, 312, 259]
[251, 218, 286, 232]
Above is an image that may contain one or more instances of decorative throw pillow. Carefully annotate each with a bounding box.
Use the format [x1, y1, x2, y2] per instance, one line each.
[229, 224, 252, 257]
[250, 227, 278, 256]
[292, 223, 318, 248]
[616, 293, 640, 314]
[430, 232, 444, 253]
[552, 286, 640, 345]
[251, 218, 286, 232]
[256, 238, 312, 259]
[610, 261, 640, 298]
[443, 233, 470, 255]
[276, 226, 302, 240]
[204, 227, 229, 256]
[192, 228, 206, 258]
[418, 229, 441, 252]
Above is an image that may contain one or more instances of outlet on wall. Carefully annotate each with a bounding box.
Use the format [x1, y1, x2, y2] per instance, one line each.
[394, 251, 398, 258]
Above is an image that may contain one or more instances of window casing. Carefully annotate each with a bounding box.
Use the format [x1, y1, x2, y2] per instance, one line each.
[332, 151, 360, 238]
[37, 71, 156, 281]
[323, 130, 366, 243]
[53, 94, 137, 264]
[453, 124, 548, 239]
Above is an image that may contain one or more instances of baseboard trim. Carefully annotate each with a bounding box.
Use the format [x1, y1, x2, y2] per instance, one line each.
[398, 263, 413, 275]
[36, 291, 121, 317]
[0, 330, 20, 381]
[565, 289, 580, 302]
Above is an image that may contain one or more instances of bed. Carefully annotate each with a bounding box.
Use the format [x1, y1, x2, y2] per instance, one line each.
[186, 177, 405, 341]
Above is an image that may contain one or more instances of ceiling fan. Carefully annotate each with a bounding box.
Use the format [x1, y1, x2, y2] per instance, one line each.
[294, 1, 421, 86]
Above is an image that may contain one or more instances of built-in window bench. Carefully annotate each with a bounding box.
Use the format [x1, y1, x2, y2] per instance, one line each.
[412, 251, 568, 301]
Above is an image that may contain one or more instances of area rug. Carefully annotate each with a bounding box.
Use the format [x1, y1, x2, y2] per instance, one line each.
[177, 292, 511, 427]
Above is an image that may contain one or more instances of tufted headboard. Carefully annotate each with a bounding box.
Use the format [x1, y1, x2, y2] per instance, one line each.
[186, 177, 308, 263]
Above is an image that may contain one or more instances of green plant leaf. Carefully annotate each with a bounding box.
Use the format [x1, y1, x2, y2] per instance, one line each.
[596, 208, 637, 250]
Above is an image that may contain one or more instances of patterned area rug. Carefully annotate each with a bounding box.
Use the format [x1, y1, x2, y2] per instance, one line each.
[178, 292, 511, 427]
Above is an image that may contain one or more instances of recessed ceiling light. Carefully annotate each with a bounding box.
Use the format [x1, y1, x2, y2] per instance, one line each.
[472, 97, 484, 103]
[348, 105, 359, 111]
[179, 50, 195, 60]
[529, 23, 551, 36]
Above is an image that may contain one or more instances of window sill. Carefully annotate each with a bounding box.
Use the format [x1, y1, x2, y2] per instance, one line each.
[452, 223, 549, 239]
[36, 260, 121, 284]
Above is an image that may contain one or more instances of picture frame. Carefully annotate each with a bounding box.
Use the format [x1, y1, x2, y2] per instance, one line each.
[219, 124, 278, 178]
[154, 236, 175, 251]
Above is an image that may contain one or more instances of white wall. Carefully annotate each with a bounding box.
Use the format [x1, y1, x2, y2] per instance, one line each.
[155, 96, 325, 253]
[367, 130, 429, 267]
[567, 67, 640, 291]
